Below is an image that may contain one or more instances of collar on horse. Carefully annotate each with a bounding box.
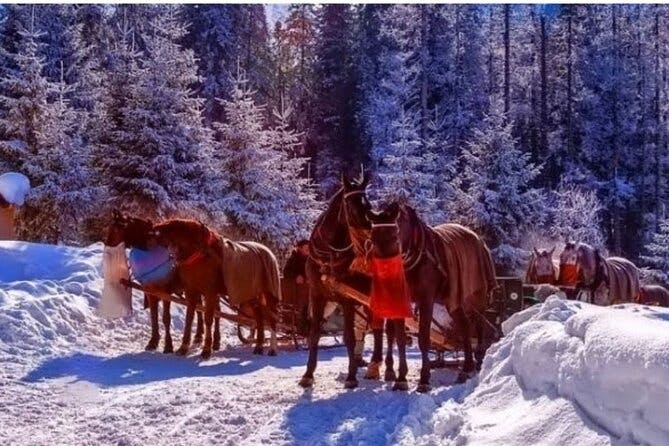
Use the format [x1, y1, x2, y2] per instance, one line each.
[180, 229, 218, 267]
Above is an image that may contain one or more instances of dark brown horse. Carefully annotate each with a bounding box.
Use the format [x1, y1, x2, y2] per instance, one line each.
[525, 247, 557, 284]
[344, 188, 498, 390]
[298, 174, 388, 390]
[149, 219, 281, 358]
[104, 211, 204, 353]
[638, 285, 669, 307]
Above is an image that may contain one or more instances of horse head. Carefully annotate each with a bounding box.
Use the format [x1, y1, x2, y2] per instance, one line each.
[574, 243, 604, 288]
[532, 246, 556, 278]
[369, 202, 401, 259]
[341, 170, 372, 231]
[105, 210, 154, 249]
[149, 219, 211, 262]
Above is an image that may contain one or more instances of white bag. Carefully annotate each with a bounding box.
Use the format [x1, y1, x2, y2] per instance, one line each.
[98, 243, 133, 318]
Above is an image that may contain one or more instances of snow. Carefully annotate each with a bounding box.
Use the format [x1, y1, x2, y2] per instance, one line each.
[2, 241, 669, 445]
[0, 172, 30, 205]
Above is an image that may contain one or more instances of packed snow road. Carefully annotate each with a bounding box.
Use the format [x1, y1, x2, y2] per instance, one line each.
[1, 241, 668, 445]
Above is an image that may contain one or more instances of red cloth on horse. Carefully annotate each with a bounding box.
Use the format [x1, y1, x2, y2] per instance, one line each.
[370, 256, 413, 319]
[558, 264, 579, 286]
[536, 274, 556, 285]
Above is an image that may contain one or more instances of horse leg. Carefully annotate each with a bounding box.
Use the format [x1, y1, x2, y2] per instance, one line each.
[267, 294, 278, 357]
[384, 318, 397, 382]
[145, 294, 160, 351]
[194, 299, 204, 345]
[452, 308, 475, 383]
[200, 294, 216, 359]
[213, 302, 221, 352]
[299, 296, 325, 388]
[162, 300, 173, 354]
[353, 309, 368, 367]
[253, 303, 265, 355]
[343, 301, 358, 389]
[417, 296, 434, 393]
[364, 316, 383, 380]
[474, 312, 486, 371]
[176, 292, 197, 356]
[392, 318, 409, 391]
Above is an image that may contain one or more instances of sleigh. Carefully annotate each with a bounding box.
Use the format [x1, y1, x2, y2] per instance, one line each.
[320, 274, 533, 367]
[119, 278, 344, 350]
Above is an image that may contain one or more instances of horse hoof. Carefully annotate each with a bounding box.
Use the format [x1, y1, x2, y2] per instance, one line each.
[416, 383, 431, 393]
[175, 346, 189, 356]
[344, 379, 358, 389]
[268, 349, 277, 357]
[163, 345, 174, 354]
[200, 349, 212, 360]
[213, 341, 221, 351]
[363, 362, 381, 380]
[253, 347, 264, 355]
[298, 377, 314, 388]
[392, 381, 409, 391]
[384, 369, 397, 382]
[145, 340, 159, 351]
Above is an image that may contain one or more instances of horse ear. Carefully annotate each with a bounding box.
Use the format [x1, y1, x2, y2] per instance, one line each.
[550, 246, 556, 255]
[341, 172, 352, 190]
[533, 247, 539, 257]
[361, 169, 371, 188]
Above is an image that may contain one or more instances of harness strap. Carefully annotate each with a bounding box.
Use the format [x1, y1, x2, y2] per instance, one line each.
[180, 230, 218, 267]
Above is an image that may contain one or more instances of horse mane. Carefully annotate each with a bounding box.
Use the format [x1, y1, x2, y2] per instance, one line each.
[309, 188, 353, 263]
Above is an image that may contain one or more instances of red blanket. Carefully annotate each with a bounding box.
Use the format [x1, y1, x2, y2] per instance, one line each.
[558, 264, 579, 287]
[370, 256, 413, 319]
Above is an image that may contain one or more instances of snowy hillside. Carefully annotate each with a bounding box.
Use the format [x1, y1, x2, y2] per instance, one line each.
[1, 242, 668, 445]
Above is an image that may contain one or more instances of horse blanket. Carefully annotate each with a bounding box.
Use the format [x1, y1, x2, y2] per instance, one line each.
[600, 257, 640, 304]
[430, 224, 498, 312]
[216, 239, 282, 306]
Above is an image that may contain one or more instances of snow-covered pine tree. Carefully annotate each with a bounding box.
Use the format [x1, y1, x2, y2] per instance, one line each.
[214, 71, 320, 253]
[449, 109, 544, 272]
[98, 5, 212, 220]
[374, 107, 442, 224]
[0, 12, 90, 243]
[545, 184, 605, 247]
[641, 219, 669, 284]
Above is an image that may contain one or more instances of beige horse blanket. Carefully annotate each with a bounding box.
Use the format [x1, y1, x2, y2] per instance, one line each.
[431, 224, 498, 312]
[598, 257, 640, 304]
[216, 239, 282, 306]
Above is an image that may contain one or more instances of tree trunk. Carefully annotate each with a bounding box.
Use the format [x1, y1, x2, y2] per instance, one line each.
[504, 4, 510, 115]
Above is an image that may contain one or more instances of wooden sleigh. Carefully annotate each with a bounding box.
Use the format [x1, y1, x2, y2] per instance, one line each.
[119, 278, 347, 350]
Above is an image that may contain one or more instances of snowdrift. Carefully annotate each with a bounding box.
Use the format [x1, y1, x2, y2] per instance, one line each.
[395, 297, 669, 445]
[0, 241, 183, 366]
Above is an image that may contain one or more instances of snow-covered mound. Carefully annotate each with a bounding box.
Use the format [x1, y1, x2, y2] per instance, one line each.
[0, 241, 180, 367]
[0, 172, 30, 205]
[396, 297, 669, 445]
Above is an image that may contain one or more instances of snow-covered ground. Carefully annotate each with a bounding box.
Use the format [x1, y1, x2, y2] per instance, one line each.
[1, 241, 668, 445]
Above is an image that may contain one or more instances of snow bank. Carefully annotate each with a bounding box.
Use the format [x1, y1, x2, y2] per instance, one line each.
[0, 241, 183, 367]
[0, 172, 30, 205]
[401, 296, 669, 445]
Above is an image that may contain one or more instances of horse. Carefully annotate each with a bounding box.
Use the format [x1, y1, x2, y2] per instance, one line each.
[344, 190, 498, 391]
[573, 243, 640, 305]
[367, 205, 414, 391]
[149, 219, 281, 358]
[637, 284, 669, 307]
[105, 210, 204, 353]
[525, 247, 557, 284]
[298, 173, 388, 390]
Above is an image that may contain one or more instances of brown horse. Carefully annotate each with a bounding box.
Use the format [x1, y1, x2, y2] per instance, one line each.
[637, 285, 669, 307]
[104, 211, 205, 353]
[149, 219, 281, 358]
[298, 175, 388, 390]
[574, 243, 640, 304]
[345, 189, 498, 390]
[525, 247, 557, 284]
